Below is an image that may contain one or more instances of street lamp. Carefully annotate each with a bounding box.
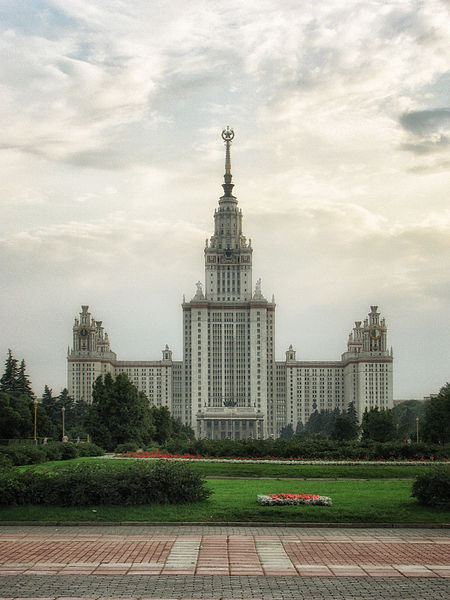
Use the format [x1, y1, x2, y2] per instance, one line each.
[62, 407, 65, 439]
[33, 399, 37, 444]
[416, 417, 420, 443]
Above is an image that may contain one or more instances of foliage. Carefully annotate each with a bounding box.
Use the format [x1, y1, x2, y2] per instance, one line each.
[84, 374, 193, 451]
[361, 407, 396, 442]
[115, 442, 140, 453]
[0, 461, 210, 506]
[422, 383, 450, 444]
[0, 392, 34, 439]
[16, 359, 34, 398]
[305, 409, 337, 438]
[0, 441, 103, 466]
[1, 479, 449, 524]
[84, 373, 155, 451]
[0, 350, 20, 393]
[150, 406, 173, 445]
[279, 423, 294, 439]
[412, 465, 450, 508]
[0, 350, 34, 398]
[331, 412, 359, 441]
[164, 437, 449, 460]
[39, 387, 90, 439]
[392, 399, 425, 441]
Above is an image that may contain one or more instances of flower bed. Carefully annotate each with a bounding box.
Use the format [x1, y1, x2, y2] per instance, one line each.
[112, 449, 445, 465]
[257, 493, 332, 506]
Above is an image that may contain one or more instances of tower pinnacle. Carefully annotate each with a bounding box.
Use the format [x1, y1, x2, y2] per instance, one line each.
[221, 126, 235, 197]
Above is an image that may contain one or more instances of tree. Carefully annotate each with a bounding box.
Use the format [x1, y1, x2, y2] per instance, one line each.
[16, 359, 34, 398]
[84, 373, 154, 451]
[347, 402, 358, 426]
[305, 410, 336, 438]
[150, 406, 174, 445]
[331, 412, 359, 441]
[0, 392, 33, 439]
[0, 349, 19, 393]
[392, 399, 425, 440]
[279, 423, 294, 439]
[360, 407, 396, 442]
[422, 383, 450, 444]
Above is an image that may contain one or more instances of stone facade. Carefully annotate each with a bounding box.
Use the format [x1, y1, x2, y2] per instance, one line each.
[67, 130, 393, 438]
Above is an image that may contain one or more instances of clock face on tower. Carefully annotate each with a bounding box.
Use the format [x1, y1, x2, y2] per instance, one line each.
[369, 327, 382, 340]
[80, 328, 88, 337]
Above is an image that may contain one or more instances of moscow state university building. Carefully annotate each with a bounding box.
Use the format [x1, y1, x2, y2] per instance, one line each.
[68, 129, 393, 439]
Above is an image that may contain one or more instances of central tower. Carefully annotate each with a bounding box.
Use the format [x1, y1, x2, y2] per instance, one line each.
[182, 128, 275, 439]
[204, 127, 253, 302]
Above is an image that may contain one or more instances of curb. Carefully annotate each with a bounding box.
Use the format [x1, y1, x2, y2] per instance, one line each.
[1, 521, 448, 528]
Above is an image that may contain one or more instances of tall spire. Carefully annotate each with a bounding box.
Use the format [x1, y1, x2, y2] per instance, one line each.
[221, 126, 235, 198]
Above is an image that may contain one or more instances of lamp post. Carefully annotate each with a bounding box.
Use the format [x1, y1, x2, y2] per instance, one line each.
[416, 417, 419, 443]
[33, 399, 37, 444]
[62, 407, 65, 439]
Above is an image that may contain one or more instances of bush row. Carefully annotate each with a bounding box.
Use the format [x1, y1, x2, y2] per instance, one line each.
[164, 438, 450, 460]
[0, 442, 104, 467]
[0, 461, 211, 506]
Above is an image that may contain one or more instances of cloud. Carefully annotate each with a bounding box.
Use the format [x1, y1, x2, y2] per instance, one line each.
[400, 108, 450, 135]
[399, 108, 450, 154]
[1, 0, 449, 398]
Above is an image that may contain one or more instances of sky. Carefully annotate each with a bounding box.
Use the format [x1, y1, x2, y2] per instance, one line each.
[1, 0, 449, 400]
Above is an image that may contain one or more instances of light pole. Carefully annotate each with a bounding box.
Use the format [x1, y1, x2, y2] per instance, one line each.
[33, 399, 37, 444]
[62, 407, 65, 439]
[416, 417, 419, 443]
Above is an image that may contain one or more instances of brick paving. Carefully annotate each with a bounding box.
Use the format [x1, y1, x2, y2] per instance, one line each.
[0, 525, 448, 598]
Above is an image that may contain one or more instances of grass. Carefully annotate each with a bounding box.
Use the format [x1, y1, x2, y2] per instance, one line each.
[2, 478, 449, 524]
[7, 458, 448, 525]
[19, 456, 438, 479]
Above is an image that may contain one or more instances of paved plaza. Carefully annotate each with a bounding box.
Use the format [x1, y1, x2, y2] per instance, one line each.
[0, 524, 448, 599]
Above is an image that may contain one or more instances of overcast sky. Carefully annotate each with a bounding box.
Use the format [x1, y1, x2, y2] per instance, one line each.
[1, 0, 449, 400]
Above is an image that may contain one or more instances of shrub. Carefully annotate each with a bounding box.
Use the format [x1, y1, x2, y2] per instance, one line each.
[412, 466, 450, 508]
[60, 443, 78, 460]
[0, 461, 211, 507]
[42, 442, 64, 462]
[0, 445, 46, 466]
[0, 441, 104, 466]
[76, 442, 104, 457]
[115, 442, 139, 453]
[0, 453, 12, 469]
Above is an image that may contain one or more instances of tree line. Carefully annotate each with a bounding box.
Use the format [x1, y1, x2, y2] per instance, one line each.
[1, 349, 448, 447]
[0, 349, 89, 440]
[0, 350, 193, 450]
[279, 385, 450, 445]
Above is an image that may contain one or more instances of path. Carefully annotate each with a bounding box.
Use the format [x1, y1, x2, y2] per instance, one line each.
[0, 525, 448, 599]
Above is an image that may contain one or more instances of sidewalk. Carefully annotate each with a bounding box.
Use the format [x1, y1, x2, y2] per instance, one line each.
[0, 524, 449, 599]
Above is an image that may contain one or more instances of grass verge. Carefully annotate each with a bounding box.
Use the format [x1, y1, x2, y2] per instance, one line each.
[1, 479, 449, 524]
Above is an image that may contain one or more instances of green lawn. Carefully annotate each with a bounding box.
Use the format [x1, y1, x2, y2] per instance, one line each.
[2, 479, 449, 524]
[19, 456, 438, 479]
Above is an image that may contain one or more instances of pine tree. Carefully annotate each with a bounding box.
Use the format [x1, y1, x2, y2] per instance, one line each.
[279, 423, 294, 439]
[0, 349, 19, 393]
[347, 401, 358, 425]
[16, 359, 34, 398]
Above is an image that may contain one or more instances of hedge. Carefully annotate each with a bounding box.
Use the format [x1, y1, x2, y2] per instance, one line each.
[0, 442, 104, 466]
[0, 461, 211, 506]
[164, 439, 450, 460]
